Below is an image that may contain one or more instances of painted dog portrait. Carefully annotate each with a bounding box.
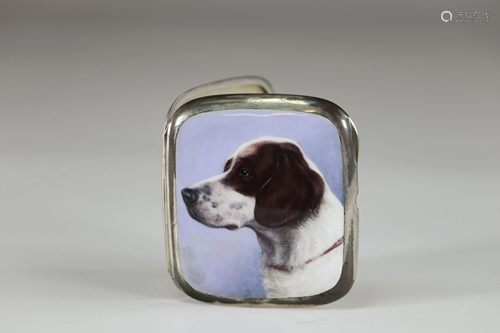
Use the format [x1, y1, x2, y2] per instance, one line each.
[180, 136, 344, 298]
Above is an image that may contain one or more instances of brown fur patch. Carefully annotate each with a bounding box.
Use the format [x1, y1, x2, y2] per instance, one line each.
[221, 142, 324, 228]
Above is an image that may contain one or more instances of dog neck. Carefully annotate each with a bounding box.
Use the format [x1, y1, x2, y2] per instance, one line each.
[247, 188, 344, 269]
[267, 236, 344, 271]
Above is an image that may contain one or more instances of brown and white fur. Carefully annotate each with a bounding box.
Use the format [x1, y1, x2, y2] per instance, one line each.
[181, 136, 344, 298]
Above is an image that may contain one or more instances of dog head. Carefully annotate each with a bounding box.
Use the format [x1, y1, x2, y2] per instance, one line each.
[181, 137, 324, 230]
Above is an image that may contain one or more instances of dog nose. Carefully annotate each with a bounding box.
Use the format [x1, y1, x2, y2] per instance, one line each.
[181, 188, 198, 205]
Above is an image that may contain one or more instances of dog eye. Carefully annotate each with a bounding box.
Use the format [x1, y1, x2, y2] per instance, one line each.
[238, 170, 251, 177]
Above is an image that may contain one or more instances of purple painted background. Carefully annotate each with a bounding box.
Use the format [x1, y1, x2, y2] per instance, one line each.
[176, 109, 343, 298]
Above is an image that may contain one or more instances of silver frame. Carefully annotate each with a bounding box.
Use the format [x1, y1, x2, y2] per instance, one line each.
[163, 76, 359, 306]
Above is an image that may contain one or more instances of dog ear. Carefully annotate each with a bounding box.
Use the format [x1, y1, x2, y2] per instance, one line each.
[254, 144, 324, 228]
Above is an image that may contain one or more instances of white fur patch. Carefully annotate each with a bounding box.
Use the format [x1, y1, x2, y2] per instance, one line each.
[186, 174, 255, 230]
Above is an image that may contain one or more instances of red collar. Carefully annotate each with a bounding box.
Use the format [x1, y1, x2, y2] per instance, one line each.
[268, 236, 344, 271]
